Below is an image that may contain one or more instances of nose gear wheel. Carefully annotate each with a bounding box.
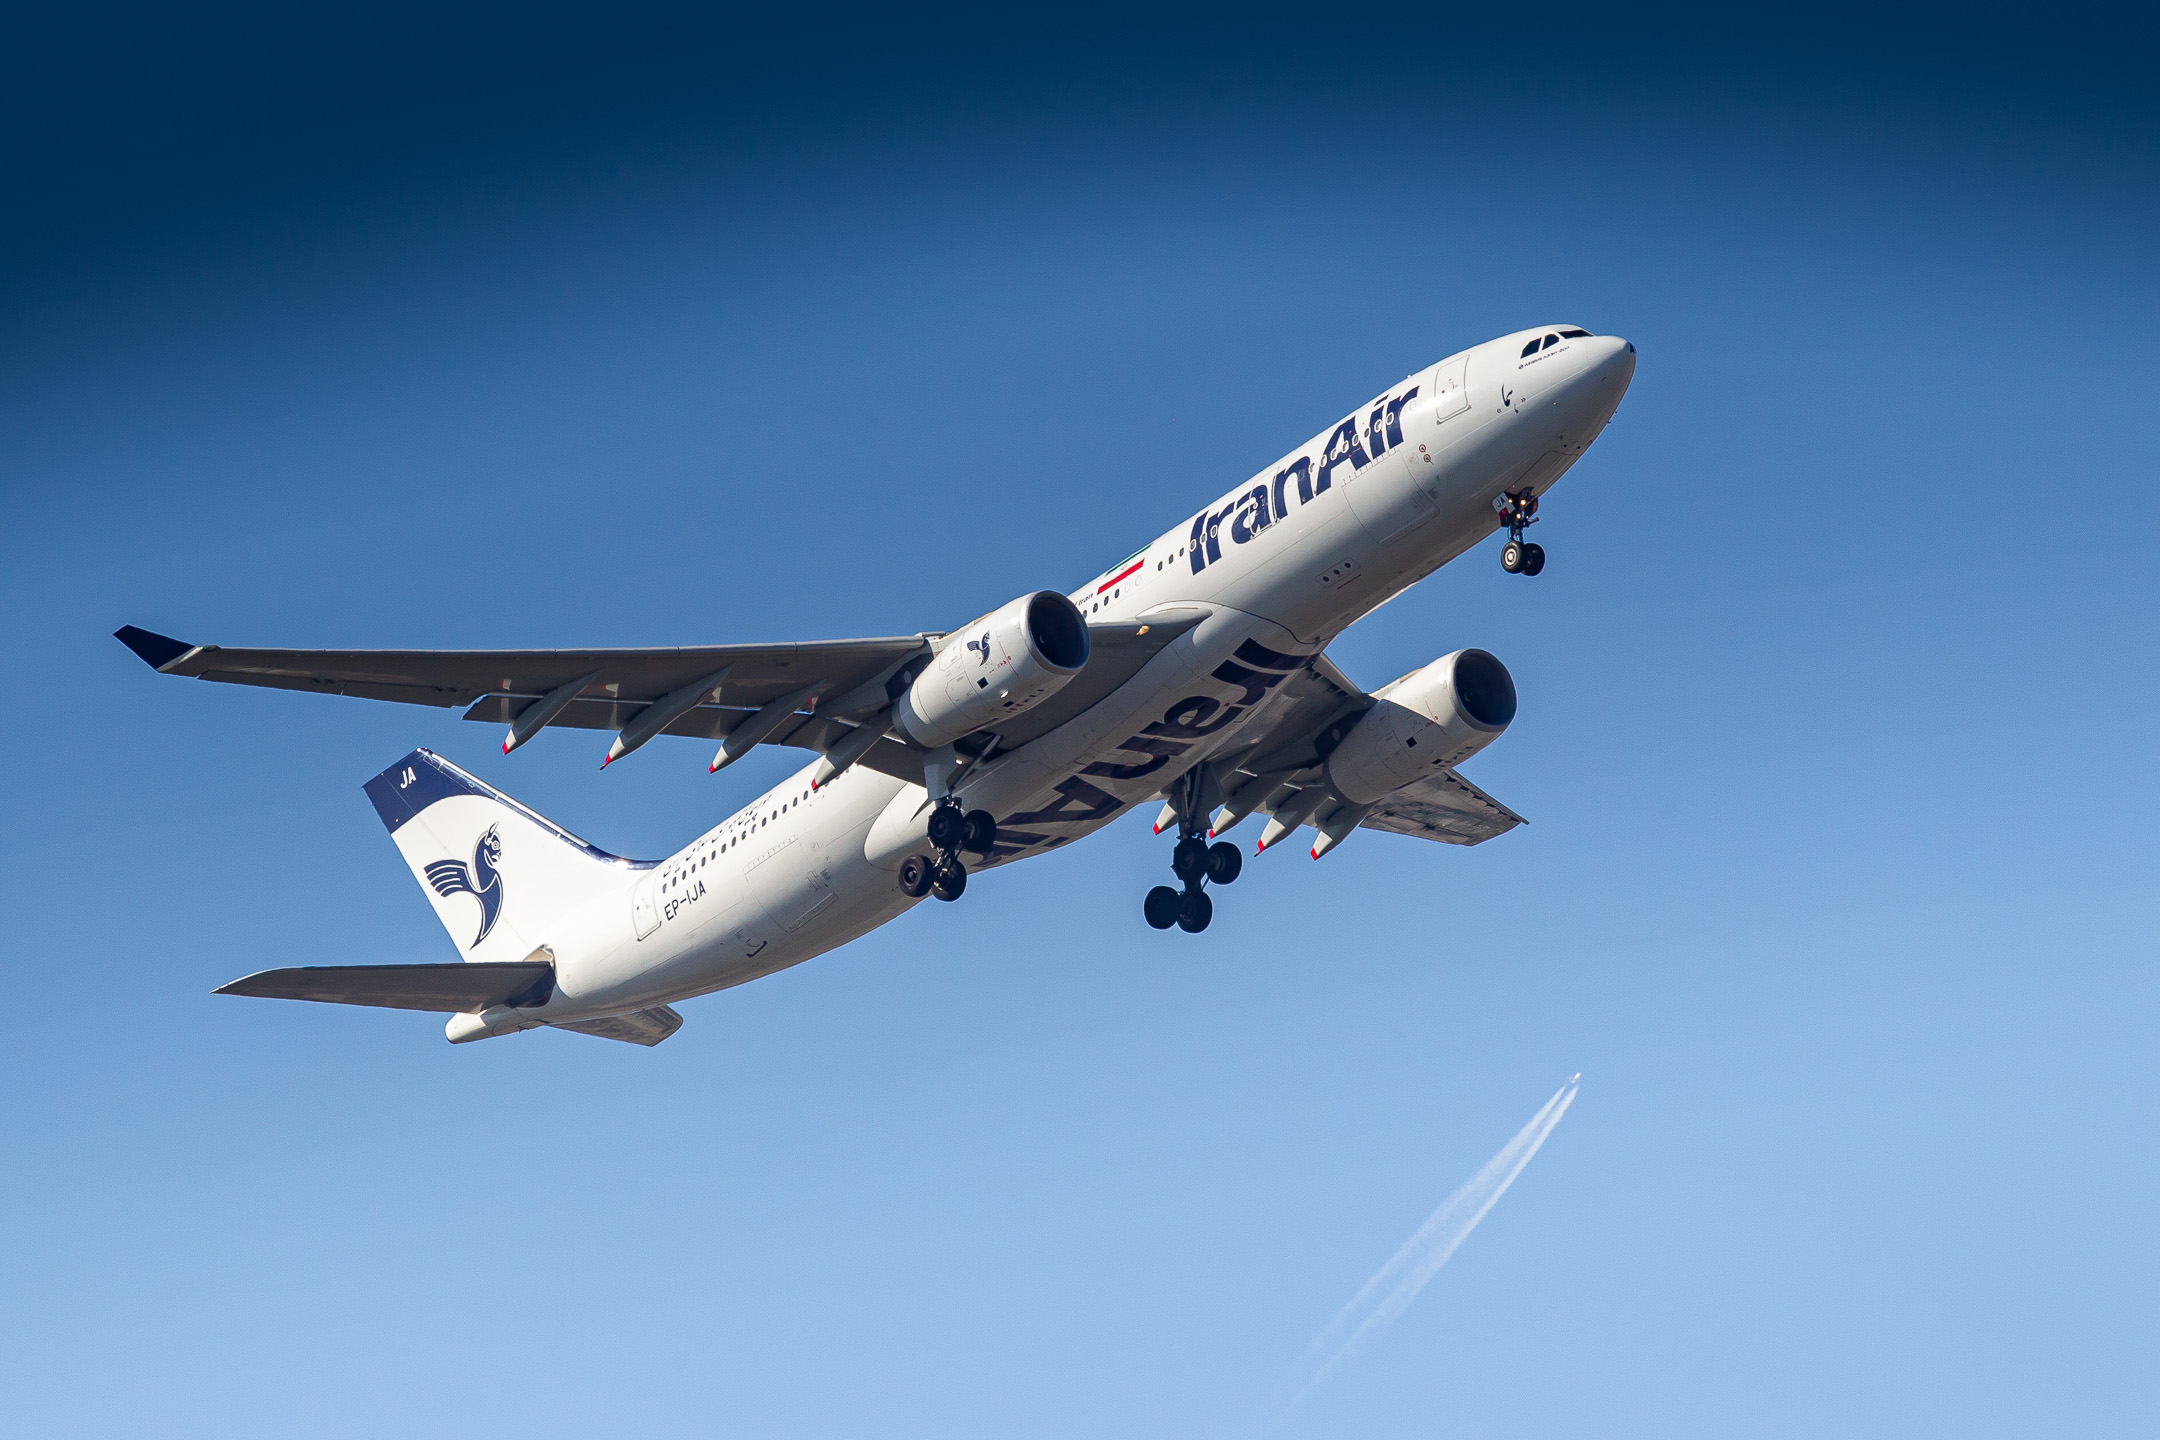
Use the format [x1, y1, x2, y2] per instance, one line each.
[1495, 489, 1547, 576]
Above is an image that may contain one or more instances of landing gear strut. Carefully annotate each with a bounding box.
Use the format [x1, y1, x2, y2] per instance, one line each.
[899, 799, 997, 902]
[1496, 489, 1546, 576]
[1145, 765, 1240, 933]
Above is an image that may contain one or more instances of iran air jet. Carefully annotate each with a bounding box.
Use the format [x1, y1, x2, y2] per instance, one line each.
[118, 325, 1634, 1047]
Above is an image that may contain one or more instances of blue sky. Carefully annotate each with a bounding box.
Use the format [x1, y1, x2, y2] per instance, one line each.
[4, 6, 2157, 1436]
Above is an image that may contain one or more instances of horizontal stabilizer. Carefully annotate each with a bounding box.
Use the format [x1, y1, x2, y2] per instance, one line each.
[214, 961, 555, 1013]
[552, 1006, 683, 1046]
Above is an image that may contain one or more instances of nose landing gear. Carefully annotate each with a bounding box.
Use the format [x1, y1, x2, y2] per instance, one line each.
[898, 800, 998, 902]
[1496, 489, 1547, 576]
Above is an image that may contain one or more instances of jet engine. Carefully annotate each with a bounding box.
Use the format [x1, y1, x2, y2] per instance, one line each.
[892, 591, 1090, 749]
[1324, 649, 1517, 804]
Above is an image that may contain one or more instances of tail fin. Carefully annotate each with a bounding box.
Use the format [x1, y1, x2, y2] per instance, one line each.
[364, 748, 639, 961]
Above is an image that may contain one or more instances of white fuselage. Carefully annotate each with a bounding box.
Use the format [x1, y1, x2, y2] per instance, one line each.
[532, 327, 1635, 1022]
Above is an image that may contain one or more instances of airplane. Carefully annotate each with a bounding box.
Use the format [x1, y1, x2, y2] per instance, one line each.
[117, 324, 1635, 1047]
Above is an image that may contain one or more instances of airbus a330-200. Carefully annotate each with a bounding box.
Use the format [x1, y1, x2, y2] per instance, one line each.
[118, 325, 1636, 1047]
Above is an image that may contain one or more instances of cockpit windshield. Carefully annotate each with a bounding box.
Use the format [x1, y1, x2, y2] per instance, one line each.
[1520, 328, 1595, 357]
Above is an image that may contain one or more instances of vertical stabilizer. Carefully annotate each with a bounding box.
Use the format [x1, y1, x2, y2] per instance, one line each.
[363, 749, 639, 961]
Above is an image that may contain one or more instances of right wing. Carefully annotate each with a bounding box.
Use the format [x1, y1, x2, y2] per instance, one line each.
[115, 623, 925, 731]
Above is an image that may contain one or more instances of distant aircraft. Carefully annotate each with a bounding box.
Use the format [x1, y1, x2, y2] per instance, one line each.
[119, 326, 1635, 1047]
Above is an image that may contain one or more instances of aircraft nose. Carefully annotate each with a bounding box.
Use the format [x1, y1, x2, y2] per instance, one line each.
[1584, 334, 1636, 395]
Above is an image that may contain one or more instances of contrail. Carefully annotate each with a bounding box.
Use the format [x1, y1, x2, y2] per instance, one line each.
[1289, 1073, 1581, 1404]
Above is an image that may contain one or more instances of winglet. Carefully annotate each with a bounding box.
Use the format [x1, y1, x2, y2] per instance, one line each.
[113, 625, 198, 671]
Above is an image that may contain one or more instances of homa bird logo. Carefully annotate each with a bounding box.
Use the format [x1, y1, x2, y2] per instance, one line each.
[966, 632, 992, 665]
[423, 825, 505, 946]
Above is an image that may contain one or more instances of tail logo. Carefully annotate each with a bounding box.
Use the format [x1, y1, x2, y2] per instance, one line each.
[966, 632, 992, 666]
[424, 825, 506, 946]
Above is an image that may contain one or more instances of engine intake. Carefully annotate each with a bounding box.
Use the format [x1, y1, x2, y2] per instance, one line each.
[1324, 649, 1516, 804]
[892, 591, 1090, 749]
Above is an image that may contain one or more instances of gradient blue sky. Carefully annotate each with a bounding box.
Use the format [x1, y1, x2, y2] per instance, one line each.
[4, 6, 2157, 1436]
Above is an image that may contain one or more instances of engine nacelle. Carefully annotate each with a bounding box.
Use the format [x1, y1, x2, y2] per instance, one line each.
[892, 591, 1090, 750]
[1324, 649, 1517, 804]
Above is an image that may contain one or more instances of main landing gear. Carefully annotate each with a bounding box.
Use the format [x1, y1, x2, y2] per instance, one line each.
[1144, 765, 1240, 934]
[1496, 488, 1546, 576]
[898, 800, 997, 902]
[1144, 835, 1241, 934]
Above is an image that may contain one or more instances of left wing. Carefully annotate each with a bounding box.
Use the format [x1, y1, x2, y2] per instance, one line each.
[1358, 767, 1525, 845]
[1181, 652, 1524, 855]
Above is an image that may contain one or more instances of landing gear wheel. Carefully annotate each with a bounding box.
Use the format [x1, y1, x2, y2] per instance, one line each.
[1144, 885, 1182, 930]
[1171, 836, 1210, 884]
[1205, 841, 1243, 885]
[930, 857, 967, 902]
[1176, 888, 1214, 933]
[926, 804, 966, 852]
[961, 809, 998, 854]
[897, 854, 933, 898]
[1496, 488, 1541, 574]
